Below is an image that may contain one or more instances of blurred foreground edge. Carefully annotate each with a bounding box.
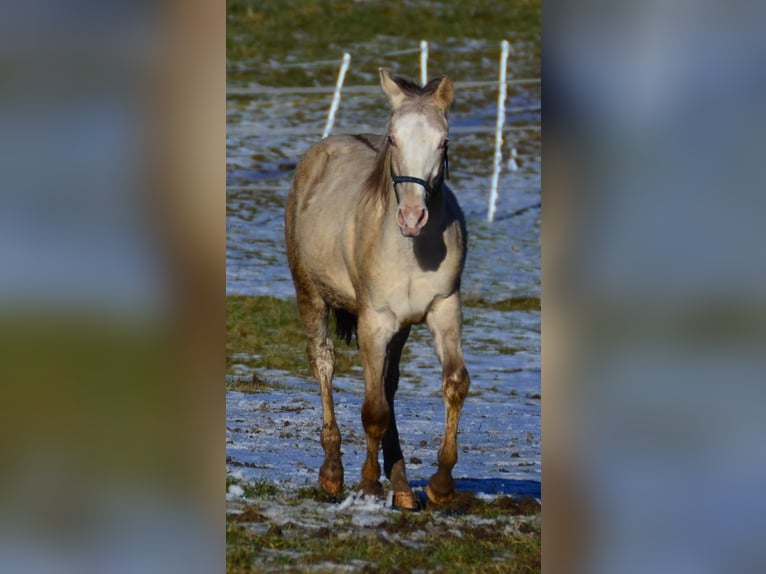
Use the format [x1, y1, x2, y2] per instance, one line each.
[543, 3, 766, 574]
[0, 1, 224, 573]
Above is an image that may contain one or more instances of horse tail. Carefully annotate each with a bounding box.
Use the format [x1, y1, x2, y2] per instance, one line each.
[332, 308, 358, 347]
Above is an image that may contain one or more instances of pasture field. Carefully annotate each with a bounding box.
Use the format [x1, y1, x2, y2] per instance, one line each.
[226, 479, 540, 573]
[227, 1, 540, 571]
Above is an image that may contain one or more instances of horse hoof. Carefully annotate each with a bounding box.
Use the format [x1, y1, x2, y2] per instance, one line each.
[392, 491, 421, 511]
[319, 476, 343, 496]
[319, 460, 344, 496]
[425, 484, 455, 505]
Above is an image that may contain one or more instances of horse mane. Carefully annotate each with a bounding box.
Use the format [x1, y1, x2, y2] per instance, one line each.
[361, 132, 392, 208]
[361, 75, 448, 208]
[392, 75, 447, 98]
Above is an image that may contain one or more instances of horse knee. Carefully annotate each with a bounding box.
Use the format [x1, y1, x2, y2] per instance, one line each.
[443, 364, 470, 406]
[308, 340, 335, 382]
[361, 399, 389, 439]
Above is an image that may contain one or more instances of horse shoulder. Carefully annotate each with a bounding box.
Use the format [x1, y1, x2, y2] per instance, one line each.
[288, 137, 382, 312]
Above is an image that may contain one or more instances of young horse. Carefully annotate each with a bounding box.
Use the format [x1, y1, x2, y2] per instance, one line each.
[284, 69, 470, 509]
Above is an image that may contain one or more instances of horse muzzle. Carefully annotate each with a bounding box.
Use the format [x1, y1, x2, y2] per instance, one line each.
[397, 204, 429, 237]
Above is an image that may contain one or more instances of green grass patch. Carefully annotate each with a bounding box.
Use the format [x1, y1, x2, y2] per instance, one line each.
[292, 485, 344, 504]
[226, 294, 535, 384]
[227, 516, 539, 574]
[226, 483, 540, 572]
[226, 295, 360, 379]
[227, 476, 280, 498]
[463, 296, 541, 312]
[497, 345, 521, 355]
[227, 0, 541, 85]
[225, 371, 272, 393]
[244, 480, 279, 498]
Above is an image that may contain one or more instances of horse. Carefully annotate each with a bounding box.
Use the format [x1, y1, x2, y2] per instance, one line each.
[284, 68, 471, 509]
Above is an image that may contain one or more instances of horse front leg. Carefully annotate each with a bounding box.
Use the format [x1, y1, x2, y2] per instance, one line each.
[381, 326, 419, 509]
[357, 309, 396, 497]
[425, 293, 471, 504]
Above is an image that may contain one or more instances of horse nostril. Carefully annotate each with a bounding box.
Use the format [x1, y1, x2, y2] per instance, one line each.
[397, 206, 428, 232]
[417, 208, 429, 228]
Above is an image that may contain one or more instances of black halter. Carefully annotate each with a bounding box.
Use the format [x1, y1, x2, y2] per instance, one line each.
[389, 147, 449, 203]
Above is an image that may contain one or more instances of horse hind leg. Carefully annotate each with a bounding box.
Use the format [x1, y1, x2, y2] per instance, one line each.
[295, 287, 343, 496]
[381, 326, 419, 510]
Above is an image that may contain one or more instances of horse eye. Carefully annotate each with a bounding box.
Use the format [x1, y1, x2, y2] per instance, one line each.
[439, 139, 449, 149]
[388, 135, 396, 147]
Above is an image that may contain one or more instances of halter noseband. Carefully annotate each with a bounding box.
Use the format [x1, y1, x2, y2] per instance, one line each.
[389, 147, 449, 203]
[390, 169, 433, 198]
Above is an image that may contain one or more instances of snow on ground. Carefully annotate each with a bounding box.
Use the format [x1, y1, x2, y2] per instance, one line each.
[226, 475, 541, 572]
[227, 307, 540, 506]
[227, 341, 540, 500]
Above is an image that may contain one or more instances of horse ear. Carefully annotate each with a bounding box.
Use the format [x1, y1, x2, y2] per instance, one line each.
[432, 76, 454, 110]
[379, 68, 406, 109]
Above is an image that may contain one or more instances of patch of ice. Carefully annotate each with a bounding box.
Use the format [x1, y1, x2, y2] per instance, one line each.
[337, 491, 358, 511]
[476, 492, 498, 502]
[334, 490, 393, 528]
[226, 484, 244, 499]
[351, 512, 387, 528]
[228, 469, 245, 481]
[337, 490, 384, 512]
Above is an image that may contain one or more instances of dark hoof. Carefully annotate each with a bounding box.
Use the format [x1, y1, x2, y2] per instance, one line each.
[425, 484, 456, 505]
[392, 491, 422, 511]
[426, 472, 455, 505]
[319, 460, 344, 496]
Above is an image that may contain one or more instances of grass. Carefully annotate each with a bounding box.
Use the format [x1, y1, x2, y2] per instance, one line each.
[225, 371, 271, 393]
[226, 294, 538, 386]
[227, 0, 541, 85]
[226, 294, 360, 380]
[227, 476, 279, 498]
[463, 296, 541, 312]
[226, 517, 540, 572]
[226, 483, 541, 573]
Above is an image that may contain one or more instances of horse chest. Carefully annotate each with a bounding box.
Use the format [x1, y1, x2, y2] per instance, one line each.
[379, 272, 452, 324]
[363, 230, 463, 324]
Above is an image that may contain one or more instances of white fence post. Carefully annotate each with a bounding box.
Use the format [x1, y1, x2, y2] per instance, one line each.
[487, 40, 510, 223]
[322, 52, 351, 139]
[508, 147, 519, 171]
[420, 40, 428, 86]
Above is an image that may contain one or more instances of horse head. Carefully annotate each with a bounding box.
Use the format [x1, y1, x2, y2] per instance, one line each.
[379, 68, 453, 237]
